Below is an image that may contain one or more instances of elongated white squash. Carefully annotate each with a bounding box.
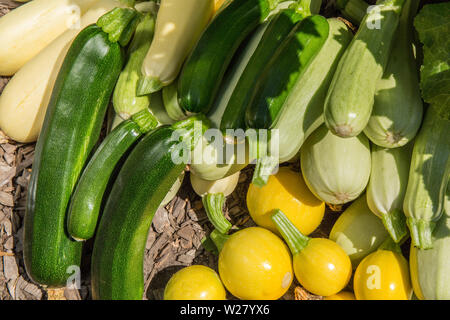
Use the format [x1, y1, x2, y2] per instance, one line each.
[0, 0, 100, 76]
[0, 0, 127, 143]
[138, 0, 214, 94]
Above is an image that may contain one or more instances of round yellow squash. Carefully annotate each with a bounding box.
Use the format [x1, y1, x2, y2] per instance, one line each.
[247, 167, 325, 235]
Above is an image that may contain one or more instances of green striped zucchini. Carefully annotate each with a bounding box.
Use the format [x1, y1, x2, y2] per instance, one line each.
[324, 0, 405, 138]
[91, 116, 207, 299]
[403, 105, 450, 249]
[23, 8, 138, 286]
[178, 0, 281, 115]
[300, 124, 371, 204]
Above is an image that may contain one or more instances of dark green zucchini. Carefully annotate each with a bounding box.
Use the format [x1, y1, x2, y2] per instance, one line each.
[67, 109, 157, 241]
[219, 7, 306, 131]
[177, 0, 280, 115]
[23, 8, 139, 287]
[91, 116, 208, 300]
[245, 14, 329, 129]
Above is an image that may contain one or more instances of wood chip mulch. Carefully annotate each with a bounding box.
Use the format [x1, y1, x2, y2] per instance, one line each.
[0, 0, 347, 300]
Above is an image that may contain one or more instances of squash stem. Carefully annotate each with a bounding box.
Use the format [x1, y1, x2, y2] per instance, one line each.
[252, 156, 279, 187]
[131, 108, 158, 133]
[210, 229, 230, 252]
[407, 218, 435, 249]
[271, 209, 309, 255]
[97, 8, 140, 46]
[381, 209, 408, 243]
[202, 193, 232, 234]
[336, 0, 368, 24]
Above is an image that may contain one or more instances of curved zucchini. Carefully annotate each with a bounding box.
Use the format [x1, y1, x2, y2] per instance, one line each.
[324, 0, 405, 138]
[23, 10, 135, 286]
[245, 14, 329, 129]
[91, 117, 206, 300]
[403, 105, 450, 249]
[177, 0, 279, 114]
[113, 12, 155, 120]
[67, 109, 157, 241]
[329, 196, 389, 268]
[219, 6, 308, 131]
[410, 186, 450, 300]
[366, 144, 412, 242]
[364, 0, 423, 148]
[300, 124, 371, 205]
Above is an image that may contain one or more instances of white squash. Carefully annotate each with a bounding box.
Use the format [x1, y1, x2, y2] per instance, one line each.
[0, 0, 127, 143]
[0, 0, 100, 75]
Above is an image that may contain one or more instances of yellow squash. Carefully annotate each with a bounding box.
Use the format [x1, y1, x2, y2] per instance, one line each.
[353, 239, 412, 300]
[0, 0, 127, 143]
[214, 227, 293, 300]
[247, 167, 325, 236]
[272, 210, 352, 297]
[0, 0, 99, 76]
[164, 265, 226, 300]
[138, 0, 214, 93]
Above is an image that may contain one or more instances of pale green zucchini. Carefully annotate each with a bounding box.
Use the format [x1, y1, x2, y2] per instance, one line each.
[300, 124, 371, 205]
[364, 0, 423, 148]
[113, 12, 155, 119]
[329, 195, 389, 268]
[403, 105, 450, 249]
[410, 186, 450, 300]
[366, 144, 412, 242]
[324, 0, 405, 138]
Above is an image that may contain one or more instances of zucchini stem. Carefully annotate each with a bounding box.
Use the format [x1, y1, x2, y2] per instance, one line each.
[210, 229, 230, 252]
[336, 0, 368, 24]
[137, 77, 163, 96]
[271, 209, 309, 255]
[131, 108, 159, 133]
[381, 209, 408, 243]
[97, 8, 140, 46]
[202, 193, 232, 234]
[407, 218, 435, 249]
[248, 130, 278, 187]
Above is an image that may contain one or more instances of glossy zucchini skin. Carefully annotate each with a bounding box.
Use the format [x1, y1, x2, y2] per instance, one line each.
[273, 18, 352, 163]
[245, 14, 329, 129]
[300, 124, 371, 205]
[91, 118, 202, 299]
[24, 25, 123, 287]
[364, 0, 423, 148]
[324, 0, 404, 138]
[67, 120, 142, 241]
[403, 105, 450, 249]
[219, 8, 303, 131]
[178, 0, 273, 114]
